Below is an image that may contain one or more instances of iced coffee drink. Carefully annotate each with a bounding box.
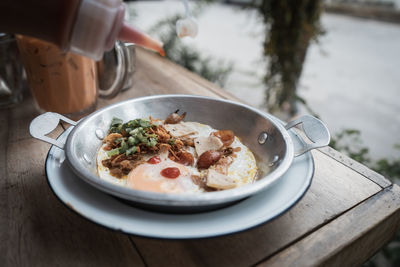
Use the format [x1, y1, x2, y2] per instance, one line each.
[16, 35, 97, 117]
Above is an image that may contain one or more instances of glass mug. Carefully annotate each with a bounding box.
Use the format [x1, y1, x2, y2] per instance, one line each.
[97, 41, 136, 98]
[16, 36, 134, 118]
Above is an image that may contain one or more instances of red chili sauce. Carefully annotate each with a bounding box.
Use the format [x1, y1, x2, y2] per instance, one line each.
[160, 167, 180, 179]
[147, 156, 161, 164]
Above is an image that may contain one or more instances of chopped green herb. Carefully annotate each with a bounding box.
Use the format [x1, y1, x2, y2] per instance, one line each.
[139, 119, 152, 128]
[109, 127, 119, 133]
[139, 135, 148, 144]
[129, 128, 142, 135]
[114, 137, 123, 144]
[106, 117, 158, 157]
[168, 138, 176, 145]
[145, 133, 157, 139]
[119, 140, 128, 154]
[148, 138, 157, 147]
[111, 117, 123, 126]
[128, 136, 136, 146]
[125, 146, 138, 156]
[107, 148, 120, 157]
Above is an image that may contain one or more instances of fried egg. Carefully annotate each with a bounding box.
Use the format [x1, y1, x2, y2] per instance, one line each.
[96, 121, 257, 194]
[128, 157, 201, 194]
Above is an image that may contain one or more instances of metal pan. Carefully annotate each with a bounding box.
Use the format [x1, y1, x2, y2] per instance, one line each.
[30, 95, 330, 213]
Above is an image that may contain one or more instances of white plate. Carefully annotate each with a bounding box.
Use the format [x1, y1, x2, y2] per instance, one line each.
[46, 127, 314, 239]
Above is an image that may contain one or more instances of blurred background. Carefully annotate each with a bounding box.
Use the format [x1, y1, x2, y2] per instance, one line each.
[123, 0, 400, 265]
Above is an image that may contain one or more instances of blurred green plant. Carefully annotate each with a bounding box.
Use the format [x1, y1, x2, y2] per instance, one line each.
[250, 0, 324, 116]
[329, 129, 371, 164]
[148, 4, 233, 87]
[374, 144, 400, 182]
[330, 129, 400, 182]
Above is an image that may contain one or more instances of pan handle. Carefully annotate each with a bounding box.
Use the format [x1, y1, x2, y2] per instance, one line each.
[285, 115, 330, 157]
[29, 112, 77, 149]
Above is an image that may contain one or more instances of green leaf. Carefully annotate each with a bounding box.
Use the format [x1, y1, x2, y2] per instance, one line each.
[114, 138, 123, 144]
[145, 133, 157, 139]
[168, 138, 176, 145]
[139, 135, 148, 144]
[111, 117, 123, 127]
[109, 127, 120, 134]
[147, 138, 157, 147]
[125, 146, 138, 156]
[139, 119, 152, 128]
[119, 140, 128, 154]
[128, 136, 136, 146]
[106, 148, 119, 157]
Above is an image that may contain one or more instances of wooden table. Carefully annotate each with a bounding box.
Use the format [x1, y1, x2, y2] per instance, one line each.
[2, 48, 400, 267]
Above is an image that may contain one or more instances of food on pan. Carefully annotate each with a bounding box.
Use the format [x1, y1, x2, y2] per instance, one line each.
[96, 111, 257, 194]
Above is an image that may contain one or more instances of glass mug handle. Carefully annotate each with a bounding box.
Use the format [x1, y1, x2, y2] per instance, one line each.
[97, 41, 129, 99]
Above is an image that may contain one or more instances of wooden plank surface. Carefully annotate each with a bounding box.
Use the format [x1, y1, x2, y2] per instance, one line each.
[129, 150, 382, 267]
[319, 146, 392, 188]
[261, 185, 400, 267]
[0, 111, 9, 266]
[1, 48, 399, 267]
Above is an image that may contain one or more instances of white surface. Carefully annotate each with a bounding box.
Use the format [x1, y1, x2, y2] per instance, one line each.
[46, 127, 314, 239]
[129, 2, 400, 160]
[299, 14, 400, 160]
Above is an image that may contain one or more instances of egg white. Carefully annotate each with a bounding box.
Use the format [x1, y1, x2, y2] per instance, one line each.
[226, 137, 257, 186]
[128, 158, 202, 194]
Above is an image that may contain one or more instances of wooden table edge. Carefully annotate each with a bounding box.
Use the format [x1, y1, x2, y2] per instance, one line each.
[318, 146, 392, 189]
[257, 184, 400, 267]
